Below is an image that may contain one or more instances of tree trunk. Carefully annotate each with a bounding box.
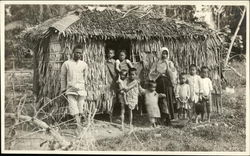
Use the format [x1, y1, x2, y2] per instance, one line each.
[224, 7, 246, 68]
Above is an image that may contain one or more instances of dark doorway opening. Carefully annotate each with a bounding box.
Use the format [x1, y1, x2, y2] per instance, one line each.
[105, 39, 131, 60]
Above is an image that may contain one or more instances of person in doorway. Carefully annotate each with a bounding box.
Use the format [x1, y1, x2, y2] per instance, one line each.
[149, 47, 178, 126]
[115, 50, 134, 73]
[60, 45, 88, 133]
[105, 49, 118, 122]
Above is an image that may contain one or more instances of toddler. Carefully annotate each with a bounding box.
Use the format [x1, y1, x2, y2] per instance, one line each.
[115, 50, 134, 73]
[140, 80, 166, 128]
[176, 73, 190, 120]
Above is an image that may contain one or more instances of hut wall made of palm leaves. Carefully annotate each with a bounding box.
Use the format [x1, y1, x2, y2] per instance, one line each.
[22, 8, 222, 117]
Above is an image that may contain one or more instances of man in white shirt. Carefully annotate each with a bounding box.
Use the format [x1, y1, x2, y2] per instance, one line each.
[200, 66, 213, 122]
[61, 45, 88, 130]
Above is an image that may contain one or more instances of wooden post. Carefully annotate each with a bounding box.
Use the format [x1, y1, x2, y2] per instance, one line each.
[224, 7, 246, 68]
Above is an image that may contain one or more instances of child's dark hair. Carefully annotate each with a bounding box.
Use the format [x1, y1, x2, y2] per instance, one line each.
[189, 64, 197, 69]
[129, 68, 137, 74]
[179, 72, 187, 77]
[120, 50, 127, 55]
[201, 66, 209, 71]
[73, 45, 83, 53]
[108, 49, 115, 52]
[148, 80, 157, 88]
[120, 69, 127, 75]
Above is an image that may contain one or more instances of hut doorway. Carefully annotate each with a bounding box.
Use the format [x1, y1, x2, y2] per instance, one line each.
[105, 39, 131, 60]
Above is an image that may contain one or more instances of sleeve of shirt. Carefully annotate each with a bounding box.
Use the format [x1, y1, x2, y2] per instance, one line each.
[187, 85, 190, 99]
[198, 76, 203, 94]
[126, 59, 134, 68]
[209, 79, 213, 93]
[115, 59, 121, 72]
[60, 62, 67, 92]
[139, 85, 145, 95]
[84, 62, 88, 81]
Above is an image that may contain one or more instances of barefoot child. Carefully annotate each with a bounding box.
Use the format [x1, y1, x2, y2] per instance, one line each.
[117, 69, 128, 109]
[140, 80, 166, 128]
[200, 66, 213, 122]
[187, 64, 202, 123]
[119, 68, 140, 130]
[176, 73, 190, 120]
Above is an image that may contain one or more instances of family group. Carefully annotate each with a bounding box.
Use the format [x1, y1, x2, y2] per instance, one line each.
[61, 45, 220, 130]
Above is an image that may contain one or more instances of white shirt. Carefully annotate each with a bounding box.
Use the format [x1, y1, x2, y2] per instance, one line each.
[61, 59, 88, 96]
[187, 74, 202, 102]
[176, 83, 190, 102]
[200, 77, 213, 96]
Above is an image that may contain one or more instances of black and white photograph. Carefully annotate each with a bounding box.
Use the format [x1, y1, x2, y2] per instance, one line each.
[1, 1, 249, 154]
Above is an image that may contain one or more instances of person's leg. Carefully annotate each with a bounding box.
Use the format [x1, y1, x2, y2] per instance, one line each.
[149, 117, 156, 128]
[184, 109, 187, 119]
[78, 95, 86, 123]
[129, 108, 133, 129]
[177, 108, 181, 119]
[67, 95, 80, 124]
[206, 100, 211, 122]
[67, 95, 82, 136]
[121, 103, 125, 130]
[165, 114, 171, 126]
[194, 104, 199, 123]
[201, 101, 205, 122]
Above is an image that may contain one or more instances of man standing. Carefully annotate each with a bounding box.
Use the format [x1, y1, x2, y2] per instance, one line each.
[61, 45, 88, 130]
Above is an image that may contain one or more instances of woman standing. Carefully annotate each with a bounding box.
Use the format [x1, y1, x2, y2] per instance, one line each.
[149, 47, 177, 126]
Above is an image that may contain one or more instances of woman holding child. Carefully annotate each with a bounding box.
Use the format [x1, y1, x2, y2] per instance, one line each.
[149, 47, 178, 126]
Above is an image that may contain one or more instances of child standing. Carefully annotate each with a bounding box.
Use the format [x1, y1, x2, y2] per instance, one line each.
[200, 66, 213, 122]
[119, 68, 140, 130]
[115, 50, 134, 73]
[176, 73, 190, 120]
[140, 81, 166, 128]
[117, 69, 128, 107]
[105, 49, 118, 122]
[187, 64, 202, 123]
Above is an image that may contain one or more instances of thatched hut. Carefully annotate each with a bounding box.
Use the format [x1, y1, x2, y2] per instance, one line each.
[23, 8, 222, 118]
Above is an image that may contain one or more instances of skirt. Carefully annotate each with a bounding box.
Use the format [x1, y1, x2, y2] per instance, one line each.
[156, 75, 176, 119]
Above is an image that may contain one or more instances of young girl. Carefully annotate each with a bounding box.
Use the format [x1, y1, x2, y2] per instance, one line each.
[187, 64, 202, 123]
[115, 50, 134, 73]
[140, 80, 166, 128]
[119, 68, 140, 130]
[176, 73, 190, 120]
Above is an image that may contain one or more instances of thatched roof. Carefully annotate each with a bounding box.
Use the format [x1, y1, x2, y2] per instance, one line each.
[23, 8, 221, 42]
